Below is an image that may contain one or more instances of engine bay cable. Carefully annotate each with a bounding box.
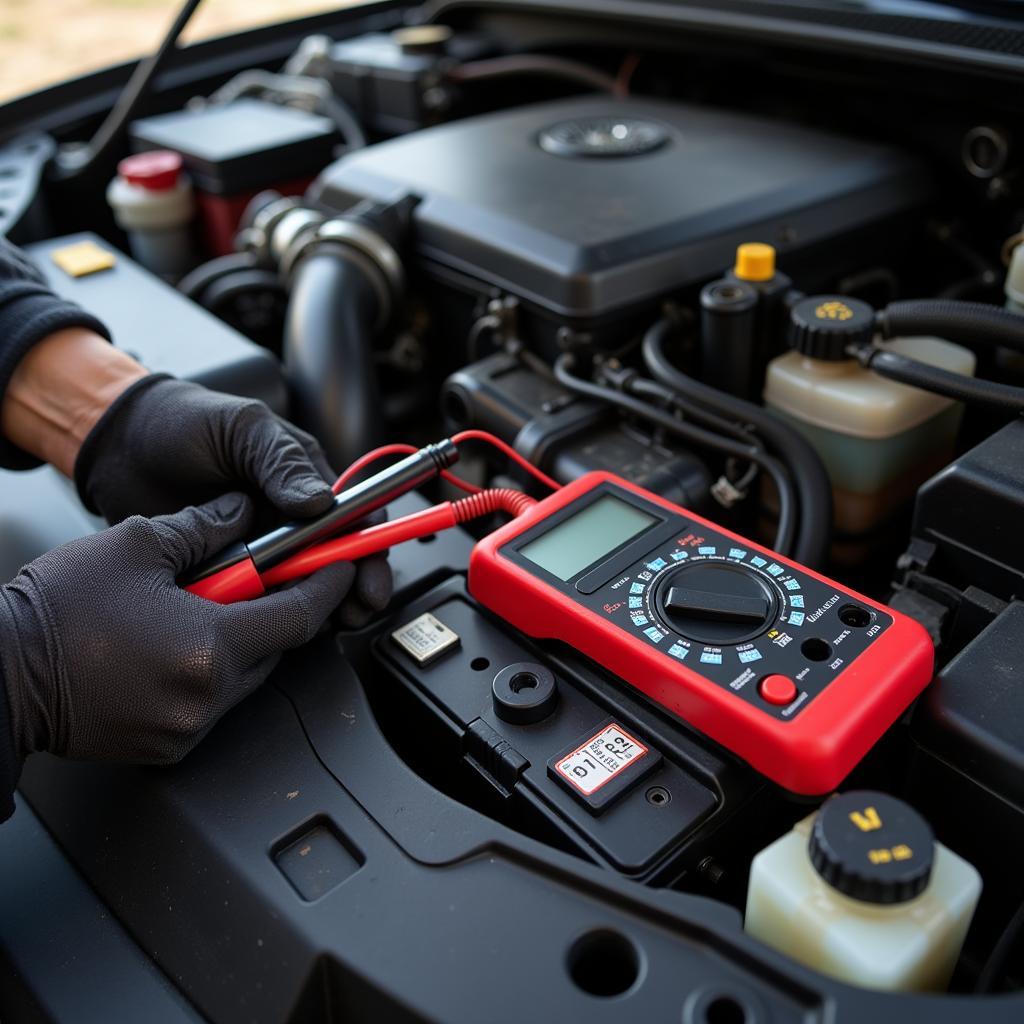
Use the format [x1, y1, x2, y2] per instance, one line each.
[207, 70, 367, 150]
[553, 353, 797, 557]
[624, 375, 758, 446]
[641, 319, 833, 568]
[54, 0, 205, 179]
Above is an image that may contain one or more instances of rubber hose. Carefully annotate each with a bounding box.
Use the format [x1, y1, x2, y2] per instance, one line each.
[642, 319, 832, 568]
[553, 355, 797, 557]
[284, 249, 382, 468]
[862, 349, 1024, 414]
[879, 299, 1024, 355]
[628, 376, 756, 445]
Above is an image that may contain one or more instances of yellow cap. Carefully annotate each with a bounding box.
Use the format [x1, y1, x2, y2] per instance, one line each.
[733, 242, 776, 282]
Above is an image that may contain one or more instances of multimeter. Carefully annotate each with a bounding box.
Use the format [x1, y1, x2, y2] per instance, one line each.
[469, 471, 934, 795]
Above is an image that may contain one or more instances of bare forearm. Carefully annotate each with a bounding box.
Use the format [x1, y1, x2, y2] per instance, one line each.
[1, 328, 147, 477]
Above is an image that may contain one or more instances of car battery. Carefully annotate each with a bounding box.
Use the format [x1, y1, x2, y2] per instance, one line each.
[374, 577, 767, 885]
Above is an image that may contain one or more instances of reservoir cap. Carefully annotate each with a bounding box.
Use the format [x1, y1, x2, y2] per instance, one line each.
[809, 791, 934, 904]
[789, 295, 875, 360]
[734, 242, 776, 282]
[118, 150, 183, 192]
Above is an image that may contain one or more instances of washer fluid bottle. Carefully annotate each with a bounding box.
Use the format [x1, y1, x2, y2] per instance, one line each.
[745, 791, 982, 992]
[763, 296, 976, 534]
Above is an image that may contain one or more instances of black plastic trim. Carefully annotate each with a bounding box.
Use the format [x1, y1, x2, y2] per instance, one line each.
[428, 0, 1024, 79]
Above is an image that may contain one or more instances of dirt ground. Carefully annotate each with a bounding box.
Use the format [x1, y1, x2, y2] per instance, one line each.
[0, 0, 357, 104]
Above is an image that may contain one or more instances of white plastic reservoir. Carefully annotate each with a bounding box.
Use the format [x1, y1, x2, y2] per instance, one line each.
[745, 791, 981, 992]
[764, 336, 976, 534]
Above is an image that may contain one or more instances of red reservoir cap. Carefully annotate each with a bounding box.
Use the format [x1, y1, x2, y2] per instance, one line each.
[117, 150, 183, 191]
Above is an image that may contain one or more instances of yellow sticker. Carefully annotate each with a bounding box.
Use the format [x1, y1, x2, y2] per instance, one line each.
[50, 240, 117, 278]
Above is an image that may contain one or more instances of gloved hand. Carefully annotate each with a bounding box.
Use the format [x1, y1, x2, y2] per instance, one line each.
[74, 375, 337, 522]
[72, 374, 392, 625]
[0, 493, 353, 765]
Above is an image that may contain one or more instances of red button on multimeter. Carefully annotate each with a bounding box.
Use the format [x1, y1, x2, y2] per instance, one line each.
[468, 472, 934, 794]
[759, 674, 798, 707]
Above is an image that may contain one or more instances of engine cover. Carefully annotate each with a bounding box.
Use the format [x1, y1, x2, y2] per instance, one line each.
[312, 96, 925, 321]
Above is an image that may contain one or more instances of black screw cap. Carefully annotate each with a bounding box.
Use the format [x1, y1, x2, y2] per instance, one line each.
[492, 662, 558, 725]
[789, 295, 875, 360]
[809, 791, 935, 904]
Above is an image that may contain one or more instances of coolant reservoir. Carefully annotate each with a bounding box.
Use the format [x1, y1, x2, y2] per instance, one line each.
[764, 297, 976, 534]
[745, 791, 981, 992]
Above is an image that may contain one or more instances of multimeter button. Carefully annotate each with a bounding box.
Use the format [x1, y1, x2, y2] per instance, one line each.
[759, 674, 797, 706]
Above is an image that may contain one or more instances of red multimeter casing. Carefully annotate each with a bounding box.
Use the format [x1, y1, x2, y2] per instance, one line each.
[468, 472, 934, 794]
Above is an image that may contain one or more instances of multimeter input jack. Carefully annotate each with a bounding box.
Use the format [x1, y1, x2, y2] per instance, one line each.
[800, 638, 832, 662]
[838, 604, 873, 628]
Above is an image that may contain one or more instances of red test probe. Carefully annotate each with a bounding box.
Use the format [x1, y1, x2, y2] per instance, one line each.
[184, 432, 557, 604]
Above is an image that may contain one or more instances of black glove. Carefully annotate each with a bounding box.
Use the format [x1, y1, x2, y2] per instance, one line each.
[0, 493, 353, 765]
[73, 374, 392, 625]
[75, 375, 337, 522]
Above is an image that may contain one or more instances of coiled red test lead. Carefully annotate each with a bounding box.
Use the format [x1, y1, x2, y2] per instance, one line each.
[185, 432, 552, 604]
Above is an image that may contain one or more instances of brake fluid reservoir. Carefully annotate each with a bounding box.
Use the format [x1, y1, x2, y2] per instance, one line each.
[745, 792, 981, 992]
[764, 297, 976, 534]
[107, 151, 195, 281]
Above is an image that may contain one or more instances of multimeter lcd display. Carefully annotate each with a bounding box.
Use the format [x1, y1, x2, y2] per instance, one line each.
[518, 494, 658, 581]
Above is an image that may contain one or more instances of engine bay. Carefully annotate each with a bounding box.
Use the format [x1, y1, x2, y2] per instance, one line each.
[2, 2, 1024, 1020]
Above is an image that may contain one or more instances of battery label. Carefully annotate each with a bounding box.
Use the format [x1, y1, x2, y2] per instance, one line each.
[390, 612, 460, 666]
[554, 724, 649, 796]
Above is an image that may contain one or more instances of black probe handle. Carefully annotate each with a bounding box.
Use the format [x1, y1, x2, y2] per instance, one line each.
[182, 439, 459, 584]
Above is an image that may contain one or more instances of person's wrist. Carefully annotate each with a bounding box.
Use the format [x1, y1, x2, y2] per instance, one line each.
[1, 328, 148, 476]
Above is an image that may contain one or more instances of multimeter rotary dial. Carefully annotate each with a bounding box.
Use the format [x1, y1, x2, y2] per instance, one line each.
[652, 561, 779, 646]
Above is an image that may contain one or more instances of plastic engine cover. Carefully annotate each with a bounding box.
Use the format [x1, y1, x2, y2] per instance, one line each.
[311, 96, 926, 321]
